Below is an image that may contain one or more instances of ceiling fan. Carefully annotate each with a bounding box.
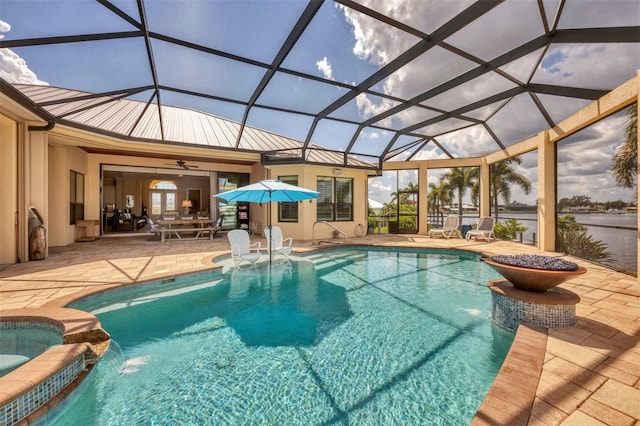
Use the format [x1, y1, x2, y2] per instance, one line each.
[165, 160, 199, 170]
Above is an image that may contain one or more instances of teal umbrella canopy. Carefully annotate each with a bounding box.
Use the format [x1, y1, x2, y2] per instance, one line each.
[214, 179, 319, 204]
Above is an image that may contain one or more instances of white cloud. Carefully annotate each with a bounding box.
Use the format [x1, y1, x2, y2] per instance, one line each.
[435, 125, 496, 157]
[316, 57, 334, 81]
[412, 146, 449, 161]
[0, 20, 48, 85]
[355, 92, 398, 120]
[532, 44, 640, 89]
[0, 20, 10, 38]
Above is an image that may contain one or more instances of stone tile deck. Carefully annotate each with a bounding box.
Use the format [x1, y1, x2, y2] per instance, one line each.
[1, 234, 638, 425]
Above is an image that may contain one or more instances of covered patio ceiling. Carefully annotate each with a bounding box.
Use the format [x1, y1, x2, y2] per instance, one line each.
[0, 0, 639, 170]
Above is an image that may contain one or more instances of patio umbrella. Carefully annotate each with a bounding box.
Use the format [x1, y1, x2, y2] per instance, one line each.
[214, 179, 319, 264]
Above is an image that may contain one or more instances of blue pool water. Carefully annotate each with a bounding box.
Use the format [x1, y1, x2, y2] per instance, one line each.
[58, 247, 512, 425]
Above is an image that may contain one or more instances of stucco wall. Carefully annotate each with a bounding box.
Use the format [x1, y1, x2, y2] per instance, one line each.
[47, 145, 88, 247]
[0, 114, 18, 264]
[262, 164, 371, 241]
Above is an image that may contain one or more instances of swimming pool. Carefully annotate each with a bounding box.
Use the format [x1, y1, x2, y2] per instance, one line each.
[57, 247, 512, 424]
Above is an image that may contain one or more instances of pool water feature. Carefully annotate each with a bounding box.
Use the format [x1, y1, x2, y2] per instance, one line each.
[58, 247, 512, 424]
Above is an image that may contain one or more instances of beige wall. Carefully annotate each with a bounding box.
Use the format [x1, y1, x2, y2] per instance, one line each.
[21, 128, 49, 259]
[264, 164, 371, 241]
[47, 145, 88, 247]
[0, 114, 18, 264]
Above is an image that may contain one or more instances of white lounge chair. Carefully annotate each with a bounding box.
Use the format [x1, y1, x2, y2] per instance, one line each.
[465, 216, 495, 241]
[428, 215, 460, 239]
[264, 226, 293, 258]
[228, 229, 262, 266]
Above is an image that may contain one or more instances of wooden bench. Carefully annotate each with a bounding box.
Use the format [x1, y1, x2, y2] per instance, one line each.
[152, 226, 221, 242]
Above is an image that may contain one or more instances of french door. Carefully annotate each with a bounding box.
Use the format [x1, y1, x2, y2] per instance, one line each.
[150, 191, 177, 216]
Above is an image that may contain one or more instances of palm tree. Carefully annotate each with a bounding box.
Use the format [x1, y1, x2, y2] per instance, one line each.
[390, 190, 409, 205]
[390, 191, 398, 205]
[427, 182, 441, 212]
[490, 158, 532, 219]
[441, 167, 475, 217]
[427, 181, 451, 212]
[404, 182, 419, 205]
[611, 104, 637, 194]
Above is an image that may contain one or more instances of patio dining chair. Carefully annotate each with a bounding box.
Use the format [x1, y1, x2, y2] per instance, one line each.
[465, 216, 495, 241]
[228, 229, 262, 267]
[264, 226, 293, 259]
[428, 215, 460, 239]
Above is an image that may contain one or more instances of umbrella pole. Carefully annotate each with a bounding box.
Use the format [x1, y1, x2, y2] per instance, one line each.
[268, 194, 272, 266]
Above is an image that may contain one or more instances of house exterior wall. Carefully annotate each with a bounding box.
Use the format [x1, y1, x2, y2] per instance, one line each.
[47, 145, 87, 247]
[0, 114, 18, 264]
[263, 164, 371, 241]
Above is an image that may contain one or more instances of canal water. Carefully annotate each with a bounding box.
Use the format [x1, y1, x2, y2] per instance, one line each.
[487, 213, 637, 273]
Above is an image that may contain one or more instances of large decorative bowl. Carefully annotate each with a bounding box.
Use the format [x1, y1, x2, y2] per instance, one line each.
[481, 255, 587, 292]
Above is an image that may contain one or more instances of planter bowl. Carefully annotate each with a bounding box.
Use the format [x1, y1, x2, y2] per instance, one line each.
[481, 257, 587, 292]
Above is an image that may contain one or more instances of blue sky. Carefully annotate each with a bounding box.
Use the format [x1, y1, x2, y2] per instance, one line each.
[0, 0, 638, 205]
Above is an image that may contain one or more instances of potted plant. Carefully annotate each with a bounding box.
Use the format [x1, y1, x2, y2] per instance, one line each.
[481, 254, 586, 292]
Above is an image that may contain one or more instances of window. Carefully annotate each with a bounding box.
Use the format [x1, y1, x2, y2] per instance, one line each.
[278, 175, 299, 222]
[317, 176, 353, 221]
[69, 170, 84, 225]
[150, 180, 177, 190]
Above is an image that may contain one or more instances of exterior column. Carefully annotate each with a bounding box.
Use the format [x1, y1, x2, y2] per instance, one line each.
[418, 162, 428, 234]
[0, 115, 18, 264]
[537, 130, 555, 252]
[479, 158, 490, 217]
[27, 129, 49, 258]
[636, 72, 639, 281]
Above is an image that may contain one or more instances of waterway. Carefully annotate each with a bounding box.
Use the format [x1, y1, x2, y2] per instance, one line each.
[490, 213, 637, 273]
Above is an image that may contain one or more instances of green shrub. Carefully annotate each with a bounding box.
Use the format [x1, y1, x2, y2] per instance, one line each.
[557, 215, 612, 263]
[494, 219, 528, 240]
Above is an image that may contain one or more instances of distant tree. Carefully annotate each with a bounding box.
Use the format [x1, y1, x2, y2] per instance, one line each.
[441, 167, 475, 217]
[427, 181, 451, 212]
[569, 195, 592, 207]
[381, 202, 395, 217]
[390, 190, 409, 205]
[390, 191, 398, 204]
[558, 195, 594, 211]
[611, 104, 637, 194]
[404, 182, 419, 205]
[490, 158, 532, 219]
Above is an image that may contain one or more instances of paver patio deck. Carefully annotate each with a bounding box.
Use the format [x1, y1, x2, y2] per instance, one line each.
[1, 234, 638, 425]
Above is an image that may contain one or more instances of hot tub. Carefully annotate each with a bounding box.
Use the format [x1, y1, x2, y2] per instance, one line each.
[0, 322, 63, 376]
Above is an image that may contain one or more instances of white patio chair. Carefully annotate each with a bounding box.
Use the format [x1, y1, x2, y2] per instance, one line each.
[228, 229, 262, 266]
[428, 215, 460, 239]
[264, 226, 293, 258]
[465, 216, 495, 241]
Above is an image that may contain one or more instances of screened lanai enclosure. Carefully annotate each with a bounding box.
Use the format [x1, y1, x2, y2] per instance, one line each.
[0, 0, 638, 273]
[2, 0, 638, 164]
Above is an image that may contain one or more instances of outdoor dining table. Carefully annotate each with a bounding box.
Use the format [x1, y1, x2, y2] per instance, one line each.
[156, 218, 218, 241]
